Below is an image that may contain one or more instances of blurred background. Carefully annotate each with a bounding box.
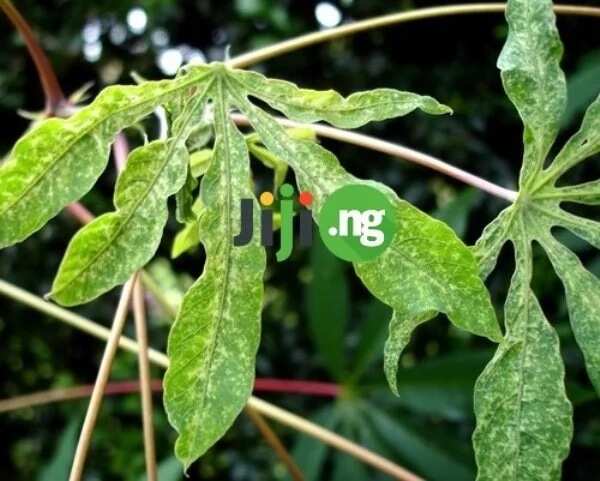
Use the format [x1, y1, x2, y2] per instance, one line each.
[0, 0, 598, 480]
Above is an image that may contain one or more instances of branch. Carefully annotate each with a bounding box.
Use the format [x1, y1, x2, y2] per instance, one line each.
[133, 279, 158, 481]
[0, 378, 340, 414]
[69, 276, 137, 481]
[232, 113, 518, 202]
[227, 3, 600, 69]
[0, 278, 420, 481]
[0, 0, 68, 115]
[245, 406, 305, 481]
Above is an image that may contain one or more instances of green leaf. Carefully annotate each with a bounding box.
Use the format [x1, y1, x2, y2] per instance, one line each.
[364, 403, 475, 481]
[171, 219, 201, 259]
[473, 225, 573, 481]
[286, 406, 338, 481]
[473, 1, 600, 479]
[38, 419, 79, 481]
[350, 300, 391, 381]
[163, 79, 266, 469]
[306, 235, 349, 380]
[189, 148, 213, 178]
[497, 0, 566, 187]
[175, 168, 199, 224]
[138, 457, 183, 481]
[0, 69, 210, 249]
[433, 188, 480, 238]
[231, 68, 452, 128]
[230, 86, 500, 396]
[50, 82, 213, 306]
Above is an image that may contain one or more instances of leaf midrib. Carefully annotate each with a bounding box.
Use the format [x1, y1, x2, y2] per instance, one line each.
[192, 81, 235, 450]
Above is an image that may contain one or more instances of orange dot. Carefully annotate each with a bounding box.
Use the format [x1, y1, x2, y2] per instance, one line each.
[260, 192, 274, 206]
[299, 191, 313, 207]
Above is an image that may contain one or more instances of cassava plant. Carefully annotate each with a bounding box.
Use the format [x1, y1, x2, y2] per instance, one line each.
[0, 0, 599, 480]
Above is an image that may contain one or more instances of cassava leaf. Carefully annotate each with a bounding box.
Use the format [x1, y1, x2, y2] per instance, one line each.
[231, 68, 452, 128]
[497, 0, 566, 187]
[473, 222, 572, 481]
[175, 168, 199, 224]
[230, 86, 500, 395]
[473, 1, 600, 479]
[163, 79, 266, 468]
[0, 68, 211, 249]
[50, 81, 213, 305]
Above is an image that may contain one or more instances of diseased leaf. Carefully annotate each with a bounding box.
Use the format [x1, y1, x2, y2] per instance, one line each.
[540, 229, 600, 392]
[50, 82, 213, 306]
[497, 0, 566, 187]
[231, 68, 452, 128]
[0, 68, 211, 249]
[163, 79, 266, 468]
[231, 87, 500, 395]
[473, 222, 572, 481]
[473, 1, 600, 479]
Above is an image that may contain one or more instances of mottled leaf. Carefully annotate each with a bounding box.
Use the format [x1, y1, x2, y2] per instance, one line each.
[473, 1, 600, 479]
[232, 88, 500, 395]
[231, 68, 452, 129]
[163, 80, 266, 468]
[497, 0, 565, 187]
[0, 69, 210, 248]
[50, 83, 213, 305]
[473, 223, 572, 481]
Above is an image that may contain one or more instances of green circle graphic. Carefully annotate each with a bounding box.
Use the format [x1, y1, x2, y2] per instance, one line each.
[318, 184, 396, 262]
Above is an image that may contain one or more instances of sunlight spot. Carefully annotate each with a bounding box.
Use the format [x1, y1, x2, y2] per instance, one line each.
[127, 7, 148, 34]
[83, 41, 103, 62]
[151, 28, 169, 47]
[315, 2, 342, 28]
[158, 48, 183, 75]
[109, 24, 128, 45]
[82, 19, 101, 44]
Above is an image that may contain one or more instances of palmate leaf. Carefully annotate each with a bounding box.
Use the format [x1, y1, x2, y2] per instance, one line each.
[1, 60, 499, 469]
[473, 1, 600, 479]
[228, 82, 500, 393]
[0, 68, 211, 249]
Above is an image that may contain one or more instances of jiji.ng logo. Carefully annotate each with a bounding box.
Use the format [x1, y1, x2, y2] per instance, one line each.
[233, 183, 396, 263]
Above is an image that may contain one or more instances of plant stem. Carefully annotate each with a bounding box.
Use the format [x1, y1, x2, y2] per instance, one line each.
[232, 114, 518, 202]
[0, 378, 340, 414]
[227, 3, 600, 69]
[0, 278, 419, 481]
[68, 276, 137, 481]
[250, 397, 423, 481]
[0, 378, 340, 415]
[0, 0, 68, 114]
[255, 378, 339, 397]
[65, 202, 95, 225]
[133, 280, 158, 481]
[245, 406, 306, 481]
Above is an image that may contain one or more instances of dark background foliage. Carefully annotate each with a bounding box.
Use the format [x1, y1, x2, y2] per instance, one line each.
[0, 1, 598, 480]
